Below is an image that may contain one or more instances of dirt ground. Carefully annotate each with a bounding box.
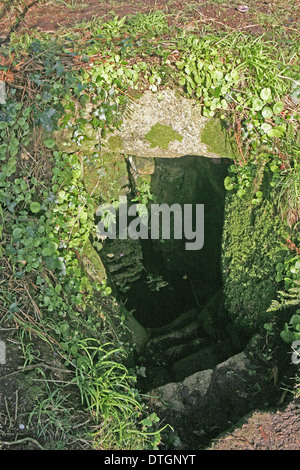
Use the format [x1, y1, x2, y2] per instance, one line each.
[0, 0, 299, 451]
[210, 397, 300, 450]
[0, 0, 299, 38]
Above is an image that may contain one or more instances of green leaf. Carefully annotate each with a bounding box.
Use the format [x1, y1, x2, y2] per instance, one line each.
[44, 138, 56, 149]
[60, 323, 69, 333]
[273, 101, 284, 114]
[261, 123, 272, 134]
[252, 98, 263, 111]
[30, 202, 41, 213]
[262, 106, 273, 119]
[260, 88, 272, 101]
[17, 118, 26, 126]
[42, 246, 55, 257]
[237, 188, 245, 198]
[280, 327, 295, 343]
[224, 176, 234, 191]
[37, 107, 56, 132]
[276, 263, 284, 272]
[211, 70, 223, 81]
[13, 227, 22, 239]
[267, 125, 285, 138]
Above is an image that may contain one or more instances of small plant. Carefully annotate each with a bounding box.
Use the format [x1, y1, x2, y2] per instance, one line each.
[127, 11, 169, 35]
[70, 339, 141, 423]
[28, 386, 75, 442]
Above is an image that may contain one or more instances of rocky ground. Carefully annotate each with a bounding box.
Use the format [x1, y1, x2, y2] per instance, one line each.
[210, 397, 300, 450]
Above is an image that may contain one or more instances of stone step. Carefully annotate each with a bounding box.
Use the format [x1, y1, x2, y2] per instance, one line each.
[162, 337, 209, 364]
[99, 238, 144, 293]
[172, 339, 233, 382]
[147, 319, 201, 352]
[149, 335, 271, 449]
[147, 308, 198, 337]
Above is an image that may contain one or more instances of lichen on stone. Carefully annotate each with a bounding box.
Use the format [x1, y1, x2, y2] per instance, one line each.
[145, 123, 183, 150]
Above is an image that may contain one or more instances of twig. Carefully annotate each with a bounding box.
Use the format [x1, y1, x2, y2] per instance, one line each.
[278, 75, 299, 86]
[14, 389, 18, 423]
[4, 396, 12, 429]
[0, 361, 71, 380]
[0, 437, 45, 450]
[24, 282, 42, 320]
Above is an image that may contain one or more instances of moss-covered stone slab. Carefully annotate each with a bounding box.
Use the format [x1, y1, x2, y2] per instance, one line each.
[123, 314, 149, 354]
[81, 238, 107, 284]
[128, 156, 155, 175]
[201, 118, 234, 158]
[83, 151, 130, 202]
[145, 123, 183, 149]
[53, 122, 130, 202]
[105, 89, 234, 159]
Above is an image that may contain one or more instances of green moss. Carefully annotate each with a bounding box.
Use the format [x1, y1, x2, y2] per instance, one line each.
[221, 189, 289, 333]
[145, 123, 183, 149]
[83, 152, 129, 202]
[123, 314, 149, 354]
[107, 135, 123, 152]
[82, 238, 106, 284]
[201, 118, 234, 158]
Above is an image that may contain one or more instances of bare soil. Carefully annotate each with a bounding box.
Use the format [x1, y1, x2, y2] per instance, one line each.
[0, 0, 299, 38]
[210, 397, 300, 450]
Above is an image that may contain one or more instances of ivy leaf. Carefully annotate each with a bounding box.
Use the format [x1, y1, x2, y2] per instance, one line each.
[224, 176, 234, 190]
[262, 106, 273, 119]
[42, 246, 55, 257]
[252, 98, 264, 111]
[36, 107, 57, 132]
[260, 88, 272, 101]
[273, 101, 284, 114]
[30, 202, 41, 213]
[44, 138, 56, 149]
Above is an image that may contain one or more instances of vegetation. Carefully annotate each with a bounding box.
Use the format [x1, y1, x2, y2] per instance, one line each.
[0, 3, 299, 449]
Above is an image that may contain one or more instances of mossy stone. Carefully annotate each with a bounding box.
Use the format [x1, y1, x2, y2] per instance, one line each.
[83, 152, 129, 202]
[81, 238, 106, 283]
[201, 118, 234, 158]
[123, 314, 149, 354]
[221, 189, 289, 334]
[107, 135, 123, 152]
[145, 123, 183, 150]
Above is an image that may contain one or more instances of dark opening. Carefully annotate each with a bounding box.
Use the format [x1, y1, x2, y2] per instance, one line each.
[99, 155, 230, 328]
